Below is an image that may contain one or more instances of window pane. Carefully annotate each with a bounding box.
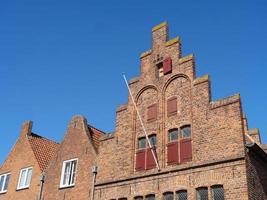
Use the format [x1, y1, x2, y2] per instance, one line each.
[176, 190, 187, 200]
[63, 162, 71, 185]
[3, 174, 10, 191]
[146, 194, 155, 200]
[164, 192, 174, 200]
[25, 168, 32, 186]
[197, 188, 208, 200]
[19, 170, 26, 188]
[149, 135, 157, 146]
[134, 196, 143, 200]
[181, 126, 191, 138]
[212, 186, 224, 200]
[0, 175, 4, 191]
[169, 129, 178, 141]
[138, 138, 146, 149]
[70, 160, 77, 185]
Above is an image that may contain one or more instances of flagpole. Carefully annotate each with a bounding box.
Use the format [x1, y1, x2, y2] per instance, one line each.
[123, 74, 160, 171]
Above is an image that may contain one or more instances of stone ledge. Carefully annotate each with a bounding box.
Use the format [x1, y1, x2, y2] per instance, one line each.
[128, 77, 139, 85]
[193, 75, 209, 86]
[140, 49, 152, 58]
[152, 21, 167, 32]
[179, 54, 194, 64]
[99, 133, 114, 141]
[165, 37, 180, 47]
[210, 94, 241, 109]
[116, 104, 128, 112]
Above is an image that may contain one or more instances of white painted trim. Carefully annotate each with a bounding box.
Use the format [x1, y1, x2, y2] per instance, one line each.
[17, 167, 33, 190]
[59, 158, 78, 188]
[0, 173, 11, 193]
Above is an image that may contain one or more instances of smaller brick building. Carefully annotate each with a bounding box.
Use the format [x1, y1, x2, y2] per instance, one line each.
[0, 121, 59, 200]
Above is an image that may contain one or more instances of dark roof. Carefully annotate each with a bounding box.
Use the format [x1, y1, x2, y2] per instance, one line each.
[87, 125, 105, 150]
[246, 142, 267, 163]
[28, 133, 59, 171]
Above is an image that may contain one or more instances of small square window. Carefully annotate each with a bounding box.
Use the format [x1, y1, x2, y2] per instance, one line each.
[0, 173, 10, 193]
[168, 129, 178, 142]
[148, 135, 157, 146]
[17, 167, 32, 190]
[138, 137, 146, 149]
[60, 159, 78, 188]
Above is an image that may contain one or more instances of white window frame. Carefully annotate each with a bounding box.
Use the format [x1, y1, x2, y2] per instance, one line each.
[60, 158, 78, 188]
[17, 167, 33, 190]
[0, 173, 11, 194]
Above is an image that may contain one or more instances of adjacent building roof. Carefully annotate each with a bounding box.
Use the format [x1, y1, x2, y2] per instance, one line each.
[28, 132, 59, 171]
[88, 125, 105, 150]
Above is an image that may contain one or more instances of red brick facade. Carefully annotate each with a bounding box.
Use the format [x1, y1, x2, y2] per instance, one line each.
[1, 22, 266, 200]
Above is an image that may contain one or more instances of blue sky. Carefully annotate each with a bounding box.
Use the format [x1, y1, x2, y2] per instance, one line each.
[0, 0, 266, 165]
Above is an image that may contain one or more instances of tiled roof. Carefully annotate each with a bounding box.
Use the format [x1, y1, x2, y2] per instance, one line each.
[87, 125, 105, 150]
[28, 133, 59, 172]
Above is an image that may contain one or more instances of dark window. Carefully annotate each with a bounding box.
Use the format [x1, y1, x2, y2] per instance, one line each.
[168, 129, 178, 142]
[145, 194, 155, 200]
[176, 190, 187, 200]
[167, 97, 177, 116]
[148, 134, 157, 146]
[196, 187, 208, 200]
[134, 196, 143, 200]
[147, 104, 157, 122]
[163, 192, 174, 200]
[118, 198, 127, 200]
[212, 185, 224, 200]
[138, 137, 146, 149]
[180, 126, 191, 138]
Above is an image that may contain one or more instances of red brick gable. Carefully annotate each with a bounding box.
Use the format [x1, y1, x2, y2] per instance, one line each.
[28, 133, 59, 172]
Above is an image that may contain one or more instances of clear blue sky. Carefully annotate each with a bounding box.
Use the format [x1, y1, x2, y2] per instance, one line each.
[1, 0, 267, 165]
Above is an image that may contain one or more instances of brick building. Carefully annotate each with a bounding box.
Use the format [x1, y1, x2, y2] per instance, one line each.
[1, 22, 267, 200]
[0, 121, 59, 200]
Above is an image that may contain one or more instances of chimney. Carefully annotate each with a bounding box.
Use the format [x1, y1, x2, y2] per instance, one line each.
[20, 121, 33, 137]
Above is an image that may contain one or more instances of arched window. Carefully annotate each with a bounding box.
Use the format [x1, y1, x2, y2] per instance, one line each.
[145, 194, 155, 200]
[134, 196, 143, 200]
[176, 190, 187, 200]
[211, 185, 224, 200]
[163, 192, 174, 200]
[196, 187, 208, 200]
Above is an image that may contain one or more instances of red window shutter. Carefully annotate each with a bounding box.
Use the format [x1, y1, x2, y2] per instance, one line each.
[163, 57, 172, 75]
[147, 104, 157, 122]
[146, 147, 156, 170]
[180, 138, 192, 163]
[167, 97, 177, 116]
[135, 150, 145, 171]
[167, 141, 179, 165]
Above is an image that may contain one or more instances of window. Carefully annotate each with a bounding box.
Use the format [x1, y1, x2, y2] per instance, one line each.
[138, 137, 146, 149]
[163, 57, 172, 75]
[60, 159, 78, 188]
[176, 190, 188, 200]
[136, 135, 158, 171]
[180, 125, 192, 163]
[168, 129, 178, 142]
[157, 62, 164, 77]
[145, 194, 155, 200]
[148, 134, 157, 146]
[180, 126, 191, 138]
[163, 192, 174, 200]
[196, 187, 208, 200]
[212, 185, 224, 200]
[118, 198, 127, 200]
[0, 173, 10, 193]
[167, 97, 177, 117]
[17, 167, 32, 190]
[134, 196, 143, 200]
[147, 104, 157, 122]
